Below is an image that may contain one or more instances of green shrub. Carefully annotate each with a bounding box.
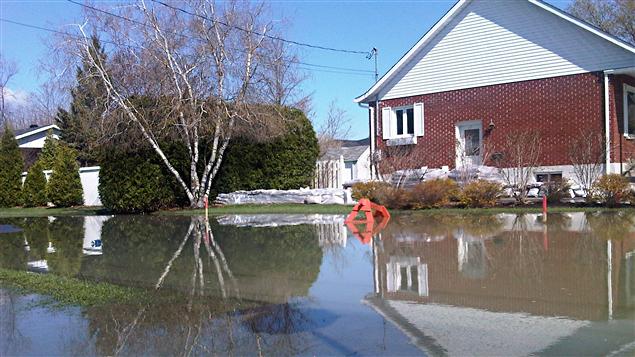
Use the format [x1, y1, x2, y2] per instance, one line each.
[212, 107, 319, 195]
[23, 161, 48, 207]
[0, 127, 24, 207]
[351, 181, 392, 203]
[592, 174, 631, 207]
[47, 145, 84, 207]
[460, 180, 503, 208]
[98, 150, 176, 213]
[410, 179, 460, 209]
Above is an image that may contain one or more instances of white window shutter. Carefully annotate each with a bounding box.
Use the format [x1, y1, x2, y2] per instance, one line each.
[414, 102, 424, 136]
[382, 107, 392, 139]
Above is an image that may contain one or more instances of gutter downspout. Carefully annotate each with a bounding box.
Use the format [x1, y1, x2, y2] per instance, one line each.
[604, 71, 612, 174]
[358, 101, 375, 180]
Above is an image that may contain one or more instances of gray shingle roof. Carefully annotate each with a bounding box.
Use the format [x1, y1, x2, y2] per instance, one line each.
[322, 145, 368, 161]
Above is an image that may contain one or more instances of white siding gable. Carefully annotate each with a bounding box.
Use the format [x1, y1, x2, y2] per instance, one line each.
[380, 0, 635, 100]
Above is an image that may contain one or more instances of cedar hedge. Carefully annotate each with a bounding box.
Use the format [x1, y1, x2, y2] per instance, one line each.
[47, 145, 84, 207]
[0, 127, 24, 207]
[23, 160, 48, 207]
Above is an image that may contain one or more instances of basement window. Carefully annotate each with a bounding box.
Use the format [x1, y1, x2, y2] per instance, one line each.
[536, 172, 562, 183]
[624, 84, 635, 138]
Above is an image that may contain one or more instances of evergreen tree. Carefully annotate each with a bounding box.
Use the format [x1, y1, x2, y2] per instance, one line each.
[38, 130, 59, 170]
[0, 126, 24, 207]
[47, 144, 84, 207]
[55, 35, 107, 165]
[23, 160, 48, 207]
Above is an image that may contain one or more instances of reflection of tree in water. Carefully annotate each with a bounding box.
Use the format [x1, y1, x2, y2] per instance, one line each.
[0, 289, 28, 355]
[47, 217, 84, 277]
[81, 216, 323, 355]
[0, 218, 27, 270]
[22, 218, 49, 261]
[505, 214, 546, 282]
[585, 211, 635, 241]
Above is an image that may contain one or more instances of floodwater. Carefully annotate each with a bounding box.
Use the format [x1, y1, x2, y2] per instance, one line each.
[1, 212, 634, 356]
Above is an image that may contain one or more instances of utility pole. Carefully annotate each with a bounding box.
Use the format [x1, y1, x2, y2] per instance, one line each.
[366, 48, 379, 180]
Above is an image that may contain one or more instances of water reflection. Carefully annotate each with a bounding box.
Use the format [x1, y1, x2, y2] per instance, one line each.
[1, 212, 635, 356]
[368, 212, 635, 356]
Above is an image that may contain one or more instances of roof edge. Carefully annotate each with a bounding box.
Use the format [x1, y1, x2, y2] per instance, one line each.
[355, 0, 635, 104]
[15, 124, 60, 140]
[354, 0, 469, 103]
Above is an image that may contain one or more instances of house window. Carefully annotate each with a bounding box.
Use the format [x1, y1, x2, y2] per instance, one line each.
[625, 85, 635, 137]
[536, 172, 562, 183]
[381, 103, 424, 143]
[395, 107, 414, 136]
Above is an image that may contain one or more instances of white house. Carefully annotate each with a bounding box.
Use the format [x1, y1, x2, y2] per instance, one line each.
[316, 138, 371, 188]
[15, 124, 61, 149]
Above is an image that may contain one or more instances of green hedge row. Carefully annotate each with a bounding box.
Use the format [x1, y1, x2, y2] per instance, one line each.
[98, 107, 319, 213]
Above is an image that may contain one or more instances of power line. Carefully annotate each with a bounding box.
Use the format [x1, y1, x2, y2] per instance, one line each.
[0, 17, 375, 76]
[149, 0, 371, 56]
[65, 0, 374, 73]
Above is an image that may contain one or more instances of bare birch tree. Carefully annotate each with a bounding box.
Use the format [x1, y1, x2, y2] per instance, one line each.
[69, 0, 303, 208]
[492, 131, 542, 203]
[568, 130, 605, 197]
[316, 100, 351, 159]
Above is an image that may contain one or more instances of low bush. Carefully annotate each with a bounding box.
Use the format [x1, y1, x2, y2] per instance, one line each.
[542, 179, 571, 204]
[592, 174, 631, 207]
[460, 180, 503, 208]
[375, 186, 411, 210]
[351, 181, 392, 203]
[47, 145, 84, 207]
[22, 161, 48, 207]
[410, 179, 459, 209]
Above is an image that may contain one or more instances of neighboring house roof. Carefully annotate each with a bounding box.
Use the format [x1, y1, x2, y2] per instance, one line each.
[322, 145, 369, 162]
[340, 137, 370, 147]
[14, 124, 60, 140]
[355, 0, 635, 103]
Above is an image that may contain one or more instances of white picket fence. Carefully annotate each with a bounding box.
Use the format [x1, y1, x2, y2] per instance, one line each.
[314, 155, 345, 189]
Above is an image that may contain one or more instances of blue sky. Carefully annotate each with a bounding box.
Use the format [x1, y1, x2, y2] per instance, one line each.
[1, 0, 571, 138]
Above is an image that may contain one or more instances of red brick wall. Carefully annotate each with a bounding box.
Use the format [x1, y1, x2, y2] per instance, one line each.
[375, 73, 607, 169]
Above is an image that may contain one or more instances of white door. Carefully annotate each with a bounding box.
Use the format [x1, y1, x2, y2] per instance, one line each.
[456, 121, 482, 167]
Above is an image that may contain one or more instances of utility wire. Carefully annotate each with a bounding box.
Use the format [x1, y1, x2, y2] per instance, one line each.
[0, 17, 374, 76]
[64, 0, 375, 74]
[149, 0, 371, 56]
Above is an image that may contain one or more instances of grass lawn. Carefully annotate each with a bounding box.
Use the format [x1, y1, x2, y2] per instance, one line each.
[0, 204, 354, 218]
[163, 203, 355, 216]
[2, 203, 634, 218]
[0, 206, 107, 217]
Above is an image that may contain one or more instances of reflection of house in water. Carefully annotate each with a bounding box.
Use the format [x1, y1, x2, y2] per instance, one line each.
[82, 216, 110, 255]
[366, 212, 635, 356]
[24, 216, 112, 272]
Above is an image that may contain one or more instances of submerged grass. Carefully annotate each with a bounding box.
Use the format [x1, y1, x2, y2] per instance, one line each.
[0, 268, 146, 307]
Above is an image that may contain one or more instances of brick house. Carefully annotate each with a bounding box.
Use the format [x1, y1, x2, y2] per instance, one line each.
[355, 0, 635, 183]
